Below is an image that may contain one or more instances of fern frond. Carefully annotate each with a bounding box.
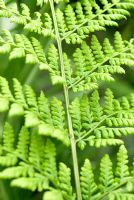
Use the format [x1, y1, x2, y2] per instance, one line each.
[109, 192, 134, 200]
[0, 77, 69, 145]
[71, 88, 134, 149]
[47, 44, 64, 84]
[80, 145, 134, 199]
[80, 159, 98, 200]
[0, 124, 58, 192]
[43, 139, 57, 179]
[11, 176, 49, 192]
[1, 76, 134, 149]
[0, 32, 65, 86]
[99, 154, 115, 192]
[55, 0, 134, 43]
[16, 127, 30, 160]
[58, 163, 75, 200]
[115, 145, 129, 182]
[67, 33, 134, 92]
[29, 132, 44, 169]
[0, 1, 54, 37]
[3, 123, 15, 152]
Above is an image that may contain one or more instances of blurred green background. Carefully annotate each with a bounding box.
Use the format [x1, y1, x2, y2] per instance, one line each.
[0, 0, 134, 199]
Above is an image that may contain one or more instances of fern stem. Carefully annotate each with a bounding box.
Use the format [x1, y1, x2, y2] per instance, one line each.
[49, 1, 82, 199]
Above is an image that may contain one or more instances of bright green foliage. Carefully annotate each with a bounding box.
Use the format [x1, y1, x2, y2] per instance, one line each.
[0, 0, 134, 44]
[71, 89, 134, 149]
[1, 76, 134, 150]
[0, 124, 133, 200]
[80, 145, 134, 200]
[58, 163, 75, 200]
[1, 76, 134, 149]
[0, 0, 134, 199]
[67, 33, 134, 92]
[0, 30, 134, 91]
[0, 76, 69, 145]
[0, 1, 134, 90]
[0, 123, 69, 194]
[80, 159, 98, 199]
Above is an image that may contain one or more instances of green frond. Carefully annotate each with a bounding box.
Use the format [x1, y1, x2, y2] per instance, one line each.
[16, 127, 30, 160]
[43, 139, 57, 179]
[91, 35, 105, 63]
[0, 33, 64, 86]
[24, 85, 37, 110]
[37, 94, 69, 146]
[0, 31, 50, 68]
[0, 155, 18, 166]
[29, 132, 44, 169]
[11, 176, 49, 192]
[99, 154, 114, 192]
[56, 0, 134, 43]
[115, 145, 129, 182]
[1, 0, 133, 44]
[90, 90, 103, 121]
[81, 41, 96, 71]
[80, 159, 98, 200]
[56, 9, 68, 38]
[0, 77, 69, 145]
[63, 53, 73, 85]
[80, 95, 93, 131]
[0, 0, 134, 199]
[121, 97, 130, 110]
[38, 91, 53, 125]
[104, 89, 115, 114]
[13, 78, 27, 107]
[3, 123, 15, 152]
[72, 88, 134, 148]
[0, 162, 35, 179]
[0, 76, 14, 101]
[58, 163, 75, 200]
[73, 48, 86, 76]
[51, 97, 65, 130]
[67, 33, 134, 92]
[80, 146, 134, 199]
[109, 192, 134, 199]
[70, 98, 81, 137]
[42, 13, 54, 37]
[0, 123, 59, 192]
[1, 76, 134, 149]
[31, 37, 48, 69]
[47, 44, 64, 84]
[88, 138, 124, 148]
[0, 1, 54, 37]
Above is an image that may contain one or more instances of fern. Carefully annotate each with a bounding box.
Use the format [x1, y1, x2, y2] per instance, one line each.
[0, 126, 133, 200]
[0, 0, 134, 200]
[80, 145, 134, 200]
[1, 77, 134, 149]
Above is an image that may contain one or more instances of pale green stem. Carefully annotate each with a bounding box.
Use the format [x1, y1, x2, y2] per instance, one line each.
[49, 1, 82, 199]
